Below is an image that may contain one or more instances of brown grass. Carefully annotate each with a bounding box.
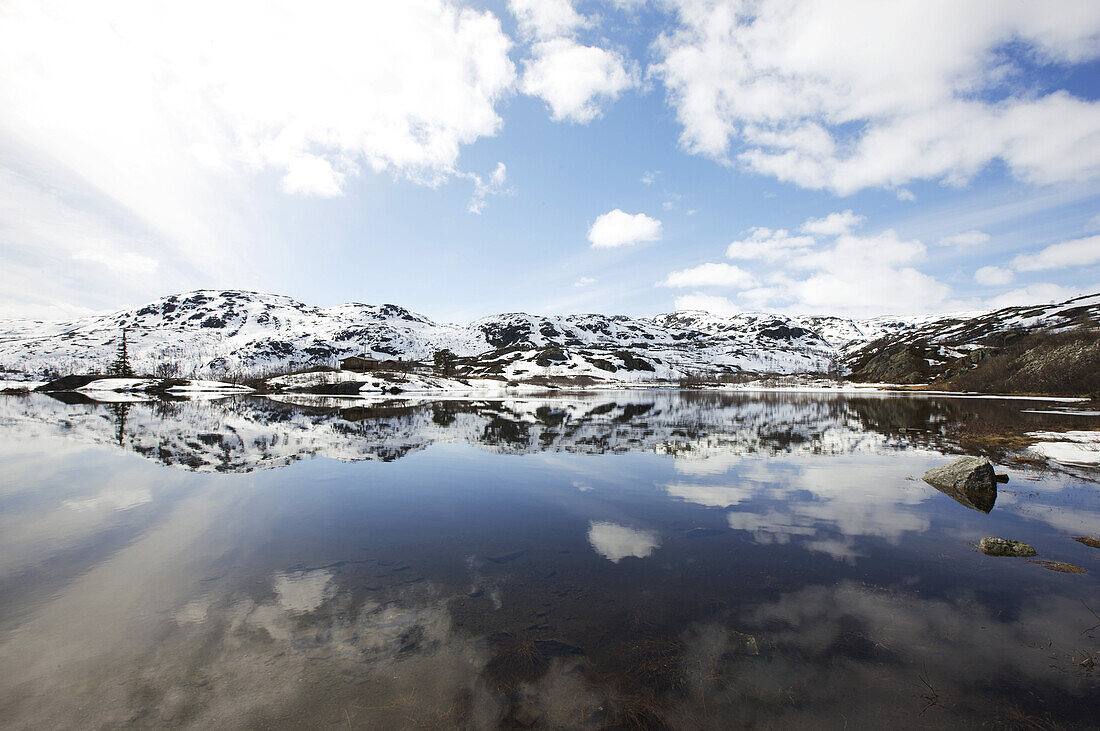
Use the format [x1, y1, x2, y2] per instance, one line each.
[1027, 560, 1087, 574]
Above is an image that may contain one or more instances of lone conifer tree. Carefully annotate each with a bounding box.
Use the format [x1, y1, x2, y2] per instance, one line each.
[108, 329, 134, 376]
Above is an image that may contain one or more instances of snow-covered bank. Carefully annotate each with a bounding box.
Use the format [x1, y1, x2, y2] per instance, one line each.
[267, 369, 547, 395]
[1028, 431, 1100, 466]
[75, 378, 253, 395]
[0, 379, 46, 393]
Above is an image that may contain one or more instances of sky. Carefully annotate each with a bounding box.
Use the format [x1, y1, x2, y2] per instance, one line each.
[1, 0, 1100, 323]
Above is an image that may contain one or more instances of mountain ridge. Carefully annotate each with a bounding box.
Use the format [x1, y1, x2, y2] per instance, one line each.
[0, 289, 1097, 384]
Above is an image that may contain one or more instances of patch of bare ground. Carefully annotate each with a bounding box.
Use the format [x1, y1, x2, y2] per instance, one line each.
[938, 406, 1100, 467]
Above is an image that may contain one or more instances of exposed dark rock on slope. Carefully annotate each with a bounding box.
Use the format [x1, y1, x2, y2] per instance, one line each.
[0, 290, 1097, 389]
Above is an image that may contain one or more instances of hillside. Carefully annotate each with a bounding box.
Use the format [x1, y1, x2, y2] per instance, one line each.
[843, 293, 1100, 386]
[0, 289, 1097, 388]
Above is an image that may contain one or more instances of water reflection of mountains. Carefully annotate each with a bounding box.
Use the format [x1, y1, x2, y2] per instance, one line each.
[0, 391, 1019, 472]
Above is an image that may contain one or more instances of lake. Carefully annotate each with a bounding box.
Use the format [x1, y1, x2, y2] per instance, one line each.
[0, 391, 1097, 729]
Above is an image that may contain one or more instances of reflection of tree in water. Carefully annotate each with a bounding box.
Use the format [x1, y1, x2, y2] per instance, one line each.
[109, 402, 130, 446]
[17, 391, 1084, 472]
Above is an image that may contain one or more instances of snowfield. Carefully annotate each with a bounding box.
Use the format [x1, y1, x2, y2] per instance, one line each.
[0, 289, 1096, 386]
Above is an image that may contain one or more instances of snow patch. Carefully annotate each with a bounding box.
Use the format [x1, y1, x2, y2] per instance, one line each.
[1028, 431, 1100, 466]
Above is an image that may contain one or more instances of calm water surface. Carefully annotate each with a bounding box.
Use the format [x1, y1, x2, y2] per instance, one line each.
[0, 391, 1097, 729]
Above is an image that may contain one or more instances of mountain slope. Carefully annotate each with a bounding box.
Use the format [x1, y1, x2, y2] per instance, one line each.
[0, 289, 1096, 384]
[844, 293, 1100, 384]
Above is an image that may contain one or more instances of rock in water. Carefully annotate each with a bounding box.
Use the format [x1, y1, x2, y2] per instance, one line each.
[922, 456, 998, 513]
[979, 537, 1037, 557]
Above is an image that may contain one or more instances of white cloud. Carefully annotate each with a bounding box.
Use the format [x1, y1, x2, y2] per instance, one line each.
[586, 521, 659, 562]
[985, 283, 1087, 309]
[72, 250, 159, 277]
[673, 293, 740, 316]
[0, 1, 516, 214]
[465, 162, 508, 214]
[725, 227, 815, 261]
[641, 170, 658, 184]
[800, 210, 864, 236]
[974, 265, 1014, 286]
[510, 0, 636, 124]
[279, 155, 345, 198]
[588, 209, 662, 248]
[573, 276, 596, 287]
[1011, 235, 1100, 271]
[521, 39, 635, 123]
[0, 167, 188, 316]
[669, 217, 955, 317]
[787, 231, 951, 315]
[661, 262, 756, 288]
[509, 0, 584, 39]
[940, 230, 991, 248]
[896, 188, 916, 202]
[653, 1, 1100, 193]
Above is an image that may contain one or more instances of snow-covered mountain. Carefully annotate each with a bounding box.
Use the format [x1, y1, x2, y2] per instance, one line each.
[843, 293, 1100, 382]
[0, 289, 1095, 382]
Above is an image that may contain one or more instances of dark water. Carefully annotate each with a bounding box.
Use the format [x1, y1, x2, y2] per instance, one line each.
[0, 391, 1098, 729]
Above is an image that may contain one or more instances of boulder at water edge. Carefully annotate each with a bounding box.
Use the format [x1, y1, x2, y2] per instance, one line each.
[922, 456, 998, 513]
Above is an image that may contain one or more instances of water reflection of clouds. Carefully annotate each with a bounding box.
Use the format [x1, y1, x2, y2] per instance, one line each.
[667, 455, 934, 560]
[62, 485, 152, 511]
[587, 521, 660, 562]
[274, 568, 334, 614]
[2, 392, 1098, 727]
[674, 581, 1100, 727]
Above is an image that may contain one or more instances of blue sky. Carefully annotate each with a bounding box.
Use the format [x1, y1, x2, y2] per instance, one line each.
[1, 0, 1099, 322]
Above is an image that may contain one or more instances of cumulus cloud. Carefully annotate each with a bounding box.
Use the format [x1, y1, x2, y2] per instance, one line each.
[940, 230, 991, 248]
[662, 210, 958, 316]
[588, 209, 662, 248]
[653, 1, 1100, 193]
[1011, 234, 1100, 271]
[800, 210, 864, 236]
[662, 262, 756, 288]
[0, 1, 516, 201]
[279, 155, 345, 198]
[521, 39, 636, 123]
[0, 0, 522, 313]
[974, 265, 1014, 286]
[509, 0, 584, 39]
[511, 0, 636, 123]
[787, 231, 951, 314]
[674, 293, 741, 316]
[725, 228, 815, 261]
